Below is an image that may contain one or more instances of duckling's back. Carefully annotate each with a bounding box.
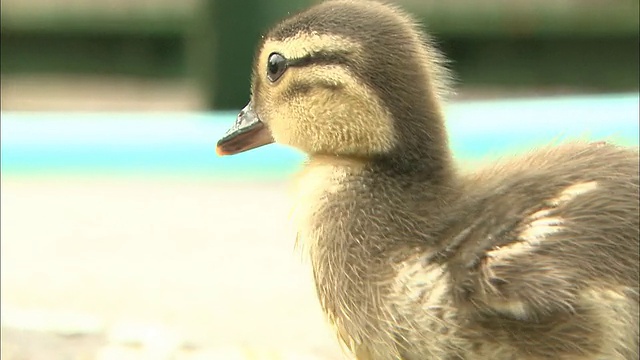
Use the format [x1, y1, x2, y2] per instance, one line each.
[412, 141, 640, 360]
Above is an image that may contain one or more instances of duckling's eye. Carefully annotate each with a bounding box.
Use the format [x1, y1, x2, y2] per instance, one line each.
[267, 52, 287, 82]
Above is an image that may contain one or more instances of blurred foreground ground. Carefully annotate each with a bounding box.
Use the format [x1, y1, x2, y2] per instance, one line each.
[1, 177, 345, 359]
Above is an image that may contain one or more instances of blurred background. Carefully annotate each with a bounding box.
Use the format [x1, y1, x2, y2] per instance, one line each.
[1, 0, 639, 359]
[2, 0, 639, 110]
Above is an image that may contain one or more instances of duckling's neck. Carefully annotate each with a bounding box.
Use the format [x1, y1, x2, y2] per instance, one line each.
[384, 100, 454, 178]
[294, 153, 459, 339]
[295, 151, 458, 267]
[295, 98, 457, 264]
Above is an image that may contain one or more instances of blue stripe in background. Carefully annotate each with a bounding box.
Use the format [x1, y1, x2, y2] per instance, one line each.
[1, 93, 638, 178]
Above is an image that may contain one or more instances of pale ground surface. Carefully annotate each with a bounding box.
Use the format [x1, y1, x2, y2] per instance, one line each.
[1, 176, 346, 360]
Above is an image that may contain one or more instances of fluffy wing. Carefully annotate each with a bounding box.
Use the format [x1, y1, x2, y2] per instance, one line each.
[443, 143, 639, 358]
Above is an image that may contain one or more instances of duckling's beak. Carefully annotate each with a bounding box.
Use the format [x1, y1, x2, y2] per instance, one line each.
[216, 102, 274, 156]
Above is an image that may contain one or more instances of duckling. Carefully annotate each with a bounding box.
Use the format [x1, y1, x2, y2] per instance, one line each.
[216, 1, 640, 359]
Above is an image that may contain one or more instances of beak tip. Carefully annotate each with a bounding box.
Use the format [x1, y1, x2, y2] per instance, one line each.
[215, 101, 273, 156]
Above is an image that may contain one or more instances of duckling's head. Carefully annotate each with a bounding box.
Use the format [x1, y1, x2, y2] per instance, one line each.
[217, 0, 451, 170]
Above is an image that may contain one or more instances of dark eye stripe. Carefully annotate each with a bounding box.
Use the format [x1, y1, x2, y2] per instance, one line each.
[274, 50, 351, 99]
[281, 82, 313, 99]
[289, 51, 351, 68]
[265, 51, 349, 83]
[281, 78, 344, 100]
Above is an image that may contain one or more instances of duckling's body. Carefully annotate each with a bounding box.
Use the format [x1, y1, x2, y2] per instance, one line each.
[298, 143, 638, 360]
[216, 1, 639, 359]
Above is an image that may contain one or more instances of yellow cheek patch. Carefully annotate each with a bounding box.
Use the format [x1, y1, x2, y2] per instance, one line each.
[267, 64, 396, 156]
